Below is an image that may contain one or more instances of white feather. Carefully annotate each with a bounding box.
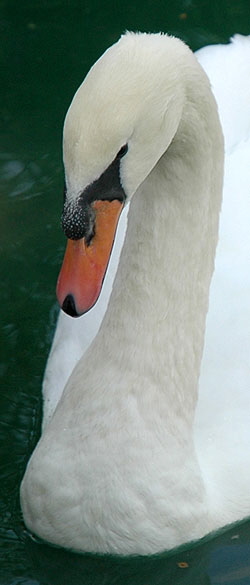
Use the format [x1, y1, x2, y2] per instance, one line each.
[21, 32, 250, 555]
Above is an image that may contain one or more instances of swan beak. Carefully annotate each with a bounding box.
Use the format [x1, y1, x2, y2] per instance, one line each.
[56, 199, 123, 317]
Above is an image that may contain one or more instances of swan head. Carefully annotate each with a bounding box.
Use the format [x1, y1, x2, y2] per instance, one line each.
[56, 32, 197, 316]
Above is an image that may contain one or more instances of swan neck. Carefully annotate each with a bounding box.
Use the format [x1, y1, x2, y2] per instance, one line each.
[99, 90, 223, 422]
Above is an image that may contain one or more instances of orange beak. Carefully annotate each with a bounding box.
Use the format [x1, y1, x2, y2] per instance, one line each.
[56, 199, 123, 316]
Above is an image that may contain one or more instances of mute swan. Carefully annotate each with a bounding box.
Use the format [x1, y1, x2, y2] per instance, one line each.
[21, 32, 250, 555]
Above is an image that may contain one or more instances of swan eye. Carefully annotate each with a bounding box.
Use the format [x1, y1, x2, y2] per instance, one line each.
[116, 144, 128, 159]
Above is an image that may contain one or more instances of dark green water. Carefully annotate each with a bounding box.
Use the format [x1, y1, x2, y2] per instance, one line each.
[1, 1, 250, 583]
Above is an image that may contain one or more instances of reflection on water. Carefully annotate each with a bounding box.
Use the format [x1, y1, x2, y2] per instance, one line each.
[1, 158, 25, 181]
[1, 519, 250, 585]
[209, 543, 250, 584]
[1, 0, 250, 583]
[1, 152, 61, 200]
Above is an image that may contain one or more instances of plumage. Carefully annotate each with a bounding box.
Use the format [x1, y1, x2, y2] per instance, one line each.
[21, 32, 250, 555]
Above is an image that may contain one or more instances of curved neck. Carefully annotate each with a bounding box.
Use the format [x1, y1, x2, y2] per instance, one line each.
[97, 90, 223, 425]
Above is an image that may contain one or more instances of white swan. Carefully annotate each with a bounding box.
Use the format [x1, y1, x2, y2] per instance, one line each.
[41, 35, 250, 431]
[21, 32, 250, 556]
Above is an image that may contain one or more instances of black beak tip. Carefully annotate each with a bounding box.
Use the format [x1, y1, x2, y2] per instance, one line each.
[62, 294, 79, 318]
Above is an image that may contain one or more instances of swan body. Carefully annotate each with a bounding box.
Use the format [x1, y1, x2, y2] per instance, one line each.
[21, 32, 250, 555]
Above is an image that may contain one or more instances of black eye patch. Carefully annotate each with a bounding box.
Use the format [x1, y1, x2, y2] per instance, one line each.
[62, 146, 127, 241]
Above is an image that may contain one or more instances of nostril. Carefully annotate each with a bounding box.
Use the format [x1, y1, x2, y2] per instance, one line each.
[62, 294, 79, 317]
